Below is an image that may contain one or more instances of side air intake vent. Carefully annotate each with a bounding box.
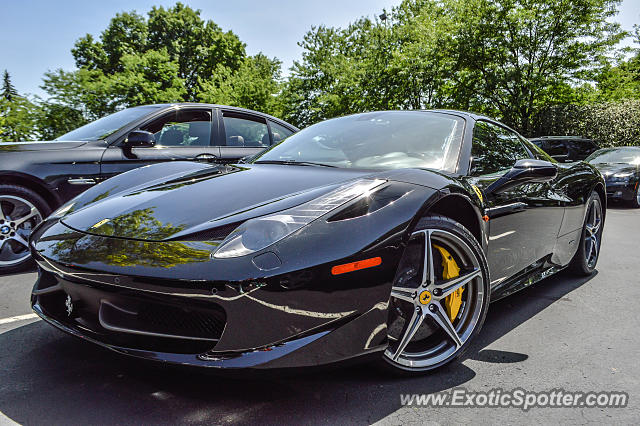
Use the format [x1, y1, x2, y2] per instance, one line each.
[168, 221, 244, 241]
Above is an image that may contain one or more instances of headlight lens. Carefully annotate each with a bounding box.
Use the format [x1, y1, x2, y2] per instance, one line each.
[213, 179, 386, 258]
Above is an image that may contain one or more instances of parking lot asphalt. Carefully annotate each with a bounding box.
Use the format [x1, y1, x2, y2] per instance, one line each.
[0, 205, 638, 425]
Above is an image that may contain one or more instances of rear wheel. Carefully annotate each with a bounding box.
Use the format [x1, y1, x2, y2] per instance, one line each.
[568, 191, 603, 276]
[0, 185, 50, 274]
[382, 215, 490, 374]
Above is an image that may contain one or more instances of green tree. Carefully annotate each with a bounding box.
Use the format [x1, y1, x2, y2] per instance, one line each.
[1, 70, 19, 101]
[40, 2, 278, 137]
[0, 71, 39, 141]
[0, 96, 38, 141]
[449, 0, 624, 134]
[283, 0, 625, 134]
[199, 53, 283, 116]
[34, 103, 87, 140]
[593, 25, 640, 101]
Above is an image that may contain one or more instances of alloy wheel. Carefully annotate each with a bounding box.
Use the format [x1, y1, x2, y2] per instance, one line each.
[384, 228, 485, 370]
[0, 195, 43, 267]
[584, 196, 602, 268]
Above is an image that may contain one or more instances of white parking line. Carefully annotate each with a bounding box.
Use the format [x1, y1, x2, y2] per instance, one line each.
[0, 313, 39, 325]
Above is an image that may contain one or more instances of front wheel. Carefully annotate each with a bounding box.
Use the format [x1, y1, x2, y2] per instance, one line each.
[0, 185, 50, 274]
[382, 215, 490, 374]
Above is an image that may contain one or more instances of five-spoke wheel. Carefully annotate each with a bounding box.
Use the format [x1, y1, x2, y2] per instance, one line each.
[584, 196, 602, 269]
[383, 216, 489, 373]
[568, 191, 604, 276]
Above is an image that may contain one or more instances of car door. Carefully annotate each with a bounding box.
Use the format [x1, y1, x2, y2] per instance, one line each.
[465, 121, 564, 288]
[217, 111, 274, 162]
[100, 107, 220, 179]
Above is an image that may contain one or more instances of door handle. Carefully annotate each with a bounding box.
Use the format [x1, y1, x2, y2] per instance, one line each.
[67, 178, 97, 185]
[195, 153, 217, 161]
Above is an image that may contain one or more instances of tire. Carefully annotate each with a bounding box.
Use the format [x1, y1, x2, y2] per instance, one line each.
[0, 184, 51, 274]
[567, 191, 603, 276]
[380, 215, 490, 375]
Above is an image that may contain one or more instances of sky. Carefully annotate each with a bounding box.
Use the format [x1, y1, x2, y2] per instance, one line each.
[1, 0, 639, 98]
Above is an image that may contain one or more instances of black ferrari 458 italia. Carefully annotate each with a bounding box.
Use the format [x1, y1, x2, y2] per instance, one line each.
[30, 110, 606, 374]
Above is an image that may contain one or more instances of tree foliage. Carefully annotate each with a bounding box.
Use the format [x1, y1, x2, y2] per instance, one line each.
[283, 0, 625, 133]
[0, 70, 39, 141]
[199, 54, 283, 115]
[592, 25, 640, 102]
[37, 2, 281, 138]
[535, 100, 640, 147]
[0, 96, 38, 141]
[1, 70, 19, 101]
[3, 0, 639, 143]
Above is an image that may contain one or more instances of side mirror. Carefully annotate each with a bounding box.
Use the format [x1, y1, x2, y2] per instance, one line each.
[487, 159, 557, 194]
[124, 130, 155, 147]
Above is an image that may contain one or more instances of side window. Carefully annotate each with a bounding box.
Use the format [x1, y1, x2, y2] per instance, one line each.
[222, 112, 269, 147]
[470, 121, 529, 176]
[140, 109, 212, 147]
[268, 121, 295, 144]
[547, 140, 569, 156]
[571, 141, 596, 158]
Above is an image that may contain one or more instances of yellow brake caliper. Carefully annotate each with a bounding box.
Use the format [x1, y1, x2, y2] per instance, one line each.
[433, 244, 463, 322]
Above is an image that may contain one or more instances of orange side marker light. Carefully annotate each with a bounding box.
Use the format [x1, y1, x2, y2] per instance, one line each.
[331, 257, 382, 275]
[482, 215, 490, 222]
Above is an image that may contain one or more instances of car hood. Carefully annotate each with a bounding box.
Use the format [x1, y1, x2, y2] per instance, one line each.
[591, 162, 638, 177]
[0, 141, 89, 152]
[61, 164, 382, 241]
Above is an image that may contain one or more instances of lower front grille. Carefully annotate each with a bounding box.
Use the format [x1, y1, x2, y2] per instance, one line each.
[35, 269, 227, 354]
[100, 299, 226, 341]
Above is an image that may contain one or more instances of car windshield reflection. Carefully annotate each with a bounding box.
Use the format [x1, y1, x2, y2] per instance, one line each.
[252, 111, 464, 172]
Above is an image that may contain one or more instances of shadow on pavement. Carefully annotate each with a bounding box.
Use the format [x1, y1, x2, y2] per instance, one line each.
[0, 264, 36, 277]
[0, 270, 595, 425]
[605, 201, 637, 210]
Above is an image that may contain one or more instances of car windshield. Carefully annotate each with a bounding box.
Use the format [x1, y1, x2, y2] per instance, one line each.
[55, 106, 161, 141]
[252, 111, 464, 171]
[586, 147, 640, 165]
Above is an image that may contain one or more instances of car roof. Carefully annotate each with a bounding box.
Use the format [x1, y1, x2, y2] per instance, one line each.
[146, 103, 299, 131]
[594, 146, 640, 152]
[428, 109, 495, 121]
[529, 136, 593, 142]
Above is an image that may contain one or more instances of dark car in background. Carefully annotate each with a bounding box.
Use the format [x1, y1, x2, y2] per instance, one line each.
[0, 103, 298, 272]
[529, 136, 599, 163]
[586, 146, 640, 208]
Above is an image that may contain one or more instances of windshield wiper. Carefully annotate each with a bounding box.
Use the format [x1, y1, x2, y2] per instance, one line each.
[254, 160, 337, 168]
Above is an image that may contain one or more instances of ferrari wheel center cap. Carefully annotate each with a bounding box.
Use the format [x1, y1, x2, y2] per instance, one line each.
[418, 290, 432, 305]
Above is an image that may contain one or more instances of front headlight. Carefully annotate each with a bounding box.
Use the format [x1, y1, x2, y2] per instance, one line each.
[213, 179, 386, 258]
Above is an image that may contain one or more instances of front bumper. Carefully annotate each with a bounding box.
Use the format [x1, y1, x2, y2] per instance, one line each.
[605, 180, 637, 201]
[29, 216, 408, 369]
